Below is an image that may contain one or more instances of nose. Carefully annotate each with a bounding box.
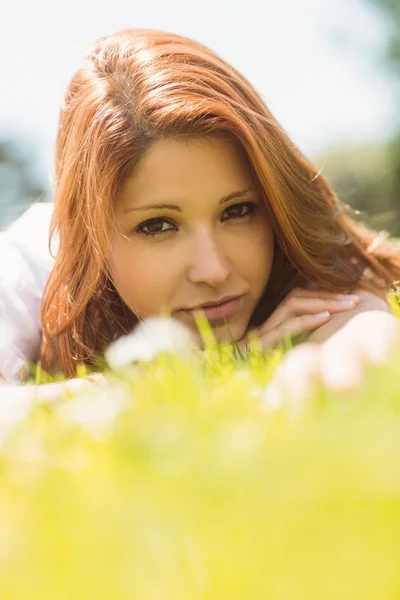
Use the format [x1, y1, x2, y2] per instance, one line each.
[186, 227, 231, 287]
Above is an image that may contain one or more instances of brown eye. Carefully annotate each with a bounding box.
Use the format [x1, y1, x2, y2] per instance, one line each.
[136, 218, 176, 237]
[222, 202, 255, 222]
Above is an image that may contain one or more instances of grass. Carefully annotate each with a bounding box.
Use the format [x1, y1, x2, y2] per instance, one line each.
[1, 294, 400, 598]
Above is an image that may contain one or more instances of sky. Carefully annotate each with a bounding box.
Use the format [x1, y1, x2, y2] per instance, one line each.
[0, 0, 396, 185]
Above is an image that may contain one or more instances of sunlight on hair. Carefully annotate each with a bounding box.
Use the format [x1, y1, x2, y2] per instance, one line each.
[105, 316, 195, 369]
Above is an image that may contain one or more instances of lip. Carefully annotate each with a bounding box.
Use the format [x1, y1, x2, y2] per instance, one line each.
[180, 295, 243, 323]
[186, 295, 242, 311]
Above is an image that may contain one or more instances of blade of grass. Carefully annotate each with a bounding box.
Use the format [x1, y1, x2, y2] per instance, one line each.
[223, 317, 245, 361]
[193, 309, 218, 351]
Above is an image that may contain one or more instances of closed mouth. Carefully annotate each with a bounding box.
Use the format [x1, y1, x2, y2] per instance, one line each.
[185, 295, 243, 311]
[178, 295, 244, 325]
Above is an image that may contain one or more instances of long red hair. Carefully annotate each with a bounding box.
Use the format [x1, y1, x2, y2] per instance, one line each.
[40, 28, 400, 376]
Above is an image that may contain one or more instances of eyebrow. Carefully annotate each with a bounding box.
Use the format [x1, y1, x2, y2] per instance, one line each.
[122, 187, 256, 215]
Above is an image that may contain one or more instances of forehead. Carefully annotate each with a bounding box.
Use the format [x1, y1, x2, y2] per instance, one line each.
[118, 135, 255, 210]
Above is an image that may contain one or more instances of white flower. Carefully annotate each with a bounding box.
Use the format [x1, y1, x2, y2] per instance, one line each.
[0, 386, 32, 446]
[262, 311, 400, 413]
[319, 311, 399, 390]
[262, 344, 321, 414]
[58, 382, 127, 439]
[105, 316, 195, 370]
[0, 321, 14, 351]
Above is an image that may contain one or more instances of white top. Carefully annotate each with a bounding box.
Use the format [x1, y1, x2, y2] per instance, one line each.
[0, 203, 56, 383]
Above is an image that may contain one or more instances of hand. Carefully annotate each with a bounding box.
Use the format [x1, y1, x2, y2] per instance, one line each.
[263, 310, 400, 412]
[238, 287, 361, 352]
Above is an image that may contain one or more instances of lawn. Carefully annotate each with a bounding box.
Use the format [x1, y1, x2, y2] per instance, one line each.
[0, 302, 400, 598]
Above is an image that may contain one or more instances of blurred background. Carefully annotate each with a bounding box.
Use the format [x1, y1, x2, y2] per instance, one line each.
[0, 0, 398, 232]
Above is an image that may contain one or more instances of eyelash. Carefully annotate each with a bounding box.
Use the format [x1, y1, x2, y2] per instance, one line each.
[135, 202, 257, 238]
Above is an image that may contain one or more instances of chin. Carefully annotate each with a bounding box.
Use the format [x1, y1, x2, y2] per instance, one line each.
[191, 320, 246, 348]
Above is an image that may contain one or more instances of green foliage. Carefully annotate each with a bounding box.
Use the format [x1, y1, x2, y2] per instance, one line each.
[1, 315, 400, 598]
[365, 0, 400, 69]
[321, 0, 400, 237]
[316, 140, 400, 236]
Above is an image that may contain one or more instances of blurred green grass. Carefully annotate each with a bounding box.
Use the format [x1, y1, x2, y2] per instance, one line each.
[1, 296, 400, 598]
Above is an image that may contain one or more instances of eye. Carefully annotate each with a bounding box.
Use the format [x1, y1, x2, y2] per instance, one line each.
[221, 202, 256, 222]
[136, 218, 176, 237]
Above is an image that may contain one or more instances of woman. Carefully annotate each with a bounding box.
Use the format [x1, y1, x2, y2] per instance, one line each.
[0, 28, 398, 396]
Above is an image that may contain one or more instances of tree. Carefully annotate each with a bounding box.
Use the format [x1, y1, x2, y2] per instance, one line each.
[319, 0, 400, 235]
[365, 0, 400, 217]
[366, 0, 400, 71]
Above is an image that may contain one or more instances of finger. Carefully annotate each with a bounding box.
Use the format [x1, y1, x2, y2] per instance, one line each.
[259, 294, 359, 334]
[258, 311, 332, 350]
[287, 287, 355, 299]
[286, 290, 361, 308]
[284, 295, 359, 319]
[261, 294, 360, 332]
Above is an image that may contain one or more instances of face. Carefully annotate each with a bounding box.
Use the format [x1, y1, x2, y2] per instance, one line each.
[108, 136, 274, 346]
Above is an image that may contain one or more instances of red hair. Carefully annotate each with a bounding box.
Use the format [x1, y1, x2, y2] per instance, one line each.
[40, 28, 400, 376]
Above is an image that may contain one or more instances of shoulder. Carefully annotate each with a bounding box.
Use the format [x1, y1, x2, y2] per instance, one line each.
[350, 289, 392, 313]
[306, 288, 392, 344]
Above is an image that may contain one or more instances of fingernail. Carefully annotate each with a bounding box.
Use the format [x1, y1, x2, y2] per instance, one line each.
[335, 298, 357, 307]
[313, 311, 330, 319]
[336, 294, 360, 302]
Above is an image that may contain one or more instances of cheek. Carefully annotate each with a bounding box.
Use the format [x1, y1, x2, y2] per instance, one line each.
[108, 240, 181, 315]
[235, 221, 274, 288]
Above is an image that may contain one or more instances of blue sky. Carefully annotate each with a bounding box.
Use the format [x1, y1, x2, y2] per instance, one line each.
[0, 0, 396, 183]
